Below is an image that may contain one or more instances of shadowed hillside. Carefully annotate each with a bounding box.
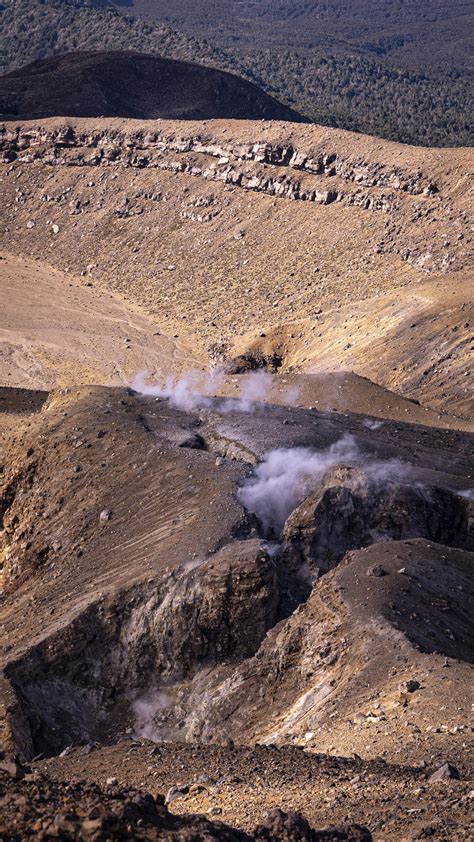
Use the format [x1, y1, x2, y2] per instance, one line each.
[0, 51, 306, 121]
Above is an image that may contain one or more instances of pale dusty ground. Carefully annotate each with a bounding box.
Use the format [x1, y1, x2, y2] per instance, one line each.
[0, 251, 196, 390]
[0, 253, 471, 430]
[1, 117, 472, 418]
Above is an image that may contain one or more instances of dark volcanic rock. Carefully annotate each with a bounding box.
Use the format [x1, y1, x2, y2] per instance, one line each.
[0, 51, 307, 122]
[0, 771, 372, 840]
[154, 538, 279, 668]
[281, 466, 468, 583]
[429, 762, 460, 781]
[5, 539, 278, 757]
[255, 808, 372, 840]
[0, 772, 249, 839]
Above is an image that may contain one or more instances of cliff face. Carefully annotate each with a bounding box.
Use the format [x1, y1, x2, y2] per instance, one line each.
[1, 386, 472, 763]
[0, 122, 444, 207]
[2, 119, 471, 268]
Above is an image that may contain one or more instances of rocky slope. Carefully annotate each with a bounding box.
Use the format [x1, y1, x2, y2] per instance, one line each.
[0, 766, 375, 840]
[1, 118, 472, 418]
[0, 384, 472, 837]
[1, 386, 472, 751]
[0, 115, 472, 839]
[4, 751, 471, 841]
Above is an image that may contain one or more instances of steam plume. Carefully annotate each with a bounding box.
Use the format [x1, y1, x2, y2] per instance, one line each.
[238, 434, 359, 535]
[220, 369, 273, 412]
[132, 368, 274, 413]
[133, 691, 170, 741]
[238, 434, 412, 536]
[363, 418, 384, 430]
[283, 384, 301, 406]
[131, 370, 214, 411]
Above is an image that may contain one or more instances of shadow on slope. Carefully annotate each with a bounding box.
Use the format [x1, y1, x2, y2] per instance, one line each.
[0, 51, 307, 121]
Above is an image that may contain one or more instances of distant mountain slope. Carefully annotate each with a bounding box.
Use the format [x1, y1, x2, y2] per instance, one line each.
[104, 0, 474, 146]
[121, 0, 473, 75]
[0, 52, 306, 121]
[0, 0, 472, 145]
[236, 51, 473, 147]
[0, 0, 236, 77]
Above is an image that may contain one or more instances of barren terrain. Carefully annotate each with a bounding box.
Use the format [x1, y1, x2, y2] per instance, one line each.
[0, 116, 473, 839]
[1, 118, 472, 418]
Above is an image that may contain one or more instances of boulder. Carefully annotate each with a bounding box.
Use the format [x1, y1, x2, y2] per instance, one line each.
[429, 762, 460, 782]
[155, 539, 279, 670]
[254, 808, 372, 840]
[0, 753, 28, 780]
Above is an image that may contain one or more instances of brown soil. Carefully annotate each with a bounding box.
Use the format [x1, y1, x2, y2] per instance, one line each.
[1, 253, 470, 431]
[0, 252, 195, 390]
[0, 117, 472, 840]
[1, 118, 472, 418]
[35, 742, 473, 841]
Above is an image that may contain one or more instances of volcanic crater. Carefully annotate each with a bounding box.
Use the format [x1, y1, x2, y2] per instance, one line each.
[0, 111, 473, 840]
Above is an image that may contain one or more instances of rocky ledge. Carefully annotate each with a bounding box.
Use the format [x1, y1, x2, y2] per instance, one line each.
[0, 125, 441, 214]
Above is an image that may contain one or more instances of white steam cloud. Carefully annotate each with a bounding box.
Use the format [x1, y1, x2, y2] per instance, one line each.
[238, 434, 412, 536]
[132, 369, 216, 411]
[132, 691, 170, 741]
[132, 369, 275, 413]
[238, 434, 358, 535]
[363, 418, 384, 430]
[283, 384, 301, 407]
[221, 369, 273, 412]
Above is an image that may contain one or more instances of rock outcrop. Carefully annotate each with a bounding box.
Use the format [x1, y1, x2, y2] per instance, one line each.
[5, 539, 278, 757]
[2, 120, 470, 283]
[1, 386, 473, 765]
[0, 124, 443, 215]
[281, 465, 468, 583]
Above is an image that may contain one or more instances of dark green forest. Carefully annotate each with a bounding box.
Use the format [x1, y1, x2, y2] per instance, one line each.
[1, 0, 472, 146]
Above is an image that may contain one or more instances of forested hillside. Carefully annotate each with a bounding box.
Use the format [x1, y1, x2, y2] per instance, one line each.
[1, 0, 472, 145]
[120, 0, 473, 74]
